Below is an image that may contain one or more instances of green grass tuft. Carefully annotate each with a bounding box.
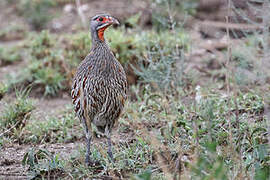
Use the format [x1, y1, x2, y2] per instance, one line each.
[0, 88, 34, 138]
[22, 106, 82, 144]
[0, 82, 8, 100]
[0, 46, 22, 66]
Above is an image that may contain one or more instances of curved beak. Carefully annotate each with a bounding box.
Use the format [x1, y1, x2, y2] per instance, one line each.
[111, 17, 120, 25]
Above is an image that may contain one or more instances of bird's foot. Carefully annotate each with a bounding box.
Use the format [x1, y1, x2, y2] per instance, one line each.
[85, 157, 100, 166]
[107, 151, 115, 163]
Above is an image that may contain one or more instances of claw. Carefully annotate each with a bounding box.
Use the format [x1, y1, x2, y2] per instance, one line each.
[85, 157, 100, 166]
[107, 149, 115, 163]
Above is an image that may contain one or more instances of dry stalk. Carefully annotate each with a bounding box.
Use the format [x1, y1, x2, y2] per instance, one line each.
[225, 0, 235, 177]
[226, 0, 243, 178]
[0, 112, 31, 137]
[225, 15, 231, 94]
[75, 0, 87, 29]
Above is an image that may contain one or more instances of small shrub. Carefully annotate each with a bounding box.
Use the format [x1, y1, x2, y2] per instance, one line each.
[9, 29, 190, 96]
[12, 31, 67, 96]
[18, 0, 56, 30]
[151, 0, 198, 31]
[191, 143, 228, 179]
[66, 137, 155, 179]
[29, 30, 54, 59]
[124, 12, 142, 28]
[131, 169, 152, 180]
[134, 30, 189, 94]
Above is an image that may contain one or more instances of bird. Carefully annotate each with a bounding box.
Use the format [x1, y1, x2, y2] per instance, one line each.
[71, 14, 127, 165]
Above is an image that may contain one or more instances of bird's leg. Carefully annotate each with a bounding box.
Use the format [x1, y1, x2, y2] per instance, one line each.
[85, 129, 92, 165]
[107, 135, 114, 162]
[105, 126, 114, 162]
[80, 87, 95, 166]
[83, 117, 95, 166]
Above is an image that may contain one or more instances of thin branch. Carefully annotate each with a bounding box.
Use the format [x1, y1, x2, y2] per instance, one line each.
[0, 121, 21, 137]
[231, 2, 260, 25]
[225, 16, 231, 94]
[199, 20, 262, 30]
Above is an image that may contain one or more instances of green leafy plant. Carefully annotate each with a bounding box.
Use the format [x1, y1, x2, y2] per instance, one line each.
[131, 169, 152, 180]
[8, 28, 190, 96]
[0, 82, 8, 100]
[191, 139, 228, 179]
[66, 136, 155, 179]
[124, 12, 142, 28]
[122, 85, 269, 179]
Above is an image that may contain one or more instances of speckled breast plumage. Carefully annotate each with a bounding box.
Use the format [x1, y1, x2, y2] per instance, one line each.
[71, 43, 127, 133]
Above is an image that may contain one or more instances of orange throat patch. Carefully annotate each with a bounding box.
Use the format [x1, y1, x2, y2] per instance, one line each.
[97, 27, 107, 41]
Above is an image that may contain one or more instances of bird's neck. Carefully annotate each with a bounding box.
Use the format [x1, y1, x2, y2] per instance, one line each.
[90, 29, 114, 62]
[91, 39, 110, 53]
[90, 33, 112, 59]
[91, 29, 108, 46]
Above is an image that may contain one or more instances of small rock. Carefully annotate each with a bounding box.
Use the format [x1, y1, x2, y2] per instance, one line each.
[79, 4, 89, 12]
[51, 21, 63, 30]
[63, 4, 75, 13]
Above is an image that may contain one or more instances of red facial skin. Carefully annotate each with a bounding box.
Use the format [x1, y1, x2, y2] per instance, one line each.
[97, 16, 113, 41]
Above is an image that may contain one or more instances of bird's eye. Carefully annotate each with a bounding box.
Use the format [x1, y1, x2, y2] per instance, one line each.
[98, 17, 104, 21]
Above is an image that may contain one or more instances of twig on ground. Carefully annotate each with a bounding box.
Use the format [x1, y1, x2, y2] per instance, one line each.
[0, 112, 31, 137]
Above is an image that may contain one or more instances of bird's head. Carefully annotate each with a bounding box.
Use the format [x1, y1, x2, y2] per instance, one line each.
[90, 14, 120, 42]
